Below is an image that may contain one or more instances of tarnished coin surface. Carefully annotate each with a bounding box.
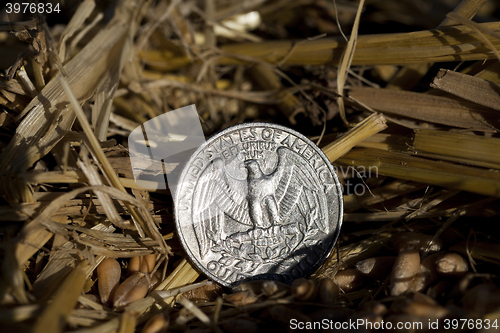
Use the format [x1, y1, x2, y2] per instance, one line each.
[175, 123, 343, 287]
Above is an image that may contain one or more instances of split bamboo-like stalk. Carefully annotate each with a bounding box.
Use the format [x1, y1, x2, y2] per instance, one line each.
[431, 69, 500, 111]
[322, 113, 387, 162]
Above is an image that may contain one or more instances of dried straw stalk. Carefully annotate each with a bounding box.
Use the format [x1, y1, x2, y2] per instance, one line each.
[338, 148, 500, 197]
[348, 86, 499, 131]
[387, 0, 489, 90]
[142, 22, 500, 70]
[412, 129, 500, 170]
[322, 112, 387, 162]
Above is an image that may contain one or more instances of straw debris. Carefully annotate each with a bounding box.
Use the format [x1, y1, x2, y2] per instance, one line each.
[1, 0, 500, 331]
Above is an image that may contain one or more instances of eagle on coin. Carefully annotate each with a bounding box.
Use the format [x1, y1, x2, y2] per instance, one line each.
[192, 146, 329, 260]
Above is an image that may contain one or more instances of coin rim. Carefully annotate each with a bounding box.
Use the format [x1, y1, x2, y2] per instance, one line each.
[174, 122, 343, 287]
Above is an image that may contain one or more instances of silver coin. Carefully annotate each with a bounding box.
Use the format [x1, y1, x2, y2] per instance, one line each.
[175, 123, 343, 287]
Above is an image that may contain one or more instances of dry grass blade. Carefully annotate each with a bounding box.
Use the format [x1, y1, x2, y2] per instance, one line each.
[33, 260, 90, 333]
[117, 311, 137, 333]
[43, 223, 162, 257]
[77, 145, 129, 230]
[21, 169, 161, 192]
[337, 148, 500, 197]
[348, 86, 499, 131]
[343, 210, 457, 222]
[472, 61, 500, 83]
[178, 298, 211, 326]
[337, 0, 365, 126]
[15, 215, 68, 266]
[0, 0, 144, 203]
[30, 225, 112, 300]
[130, 76, 285, 104]
[59, 76, 166, 252]
[58, 0, 96, 63]
[17, 185, 168, 263]
[344, 180, 427, 212]
[446, 12, 500, 62]
[431, 69, 500, 111]
[404, 189, 461, 222]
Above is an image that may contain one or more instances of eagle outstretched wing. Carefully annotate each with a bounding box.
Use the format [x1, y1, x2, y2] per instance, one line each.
[273, 147, 329, 231]
[192, 158, 251, 259]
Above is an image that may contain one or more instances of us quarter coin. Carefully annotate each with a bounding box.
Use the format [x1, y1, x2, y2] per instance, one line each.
[175, 123, 343, 287]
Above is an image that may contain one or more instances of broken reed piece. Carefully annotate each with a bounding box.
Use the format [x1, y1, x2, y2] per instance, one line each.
[431, 69, 500, 111]
[322, 112, 387, 163]
[113, 272, 151, 310]
[390, 248, 421, 296]
[128, 254, 156, 274]
[97, 257, 122, 306]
